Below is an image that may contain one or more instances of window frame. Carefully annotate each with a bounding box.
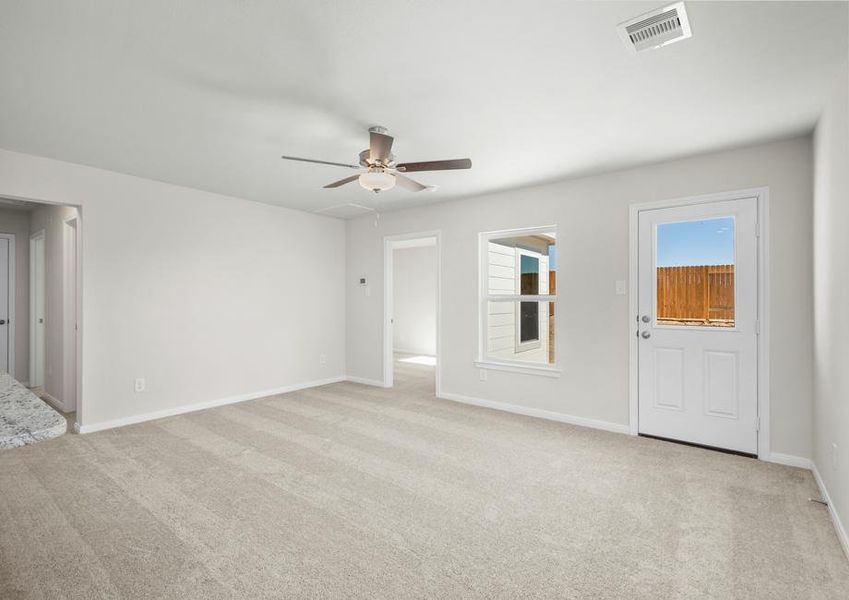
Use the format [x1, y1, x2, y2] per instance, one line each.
[477, 225, 561, 377]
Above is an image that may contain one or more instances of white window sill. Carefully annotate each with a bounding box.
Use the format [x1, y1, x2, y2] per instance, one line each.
[474, 360, 562, 378]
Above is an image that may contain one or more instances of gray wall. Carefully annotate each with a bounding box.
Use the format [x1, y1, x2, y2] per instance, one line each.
[0, 148, 347, 429]
[393, 245, 437, 356]
[813, 66, 849, 549]
[347, 136, 814, 460]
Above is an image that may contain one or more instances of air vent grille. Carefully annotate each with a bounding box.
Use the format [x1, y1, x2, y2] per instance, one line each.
[313, 203, 375, 219]
[618, 2, 691, 54]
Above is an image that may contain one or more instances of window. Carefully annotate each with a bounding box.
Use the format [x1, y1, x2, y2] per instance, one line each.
[479, 227, 557, 373]
[655, 217, 736, 327]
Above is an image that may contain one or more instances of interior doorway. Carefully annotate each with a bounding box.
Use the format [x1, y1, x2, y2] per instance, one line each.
[383, 232, 441, 392]
[0, 197, 83, 431]
[630, 189, 768, 456]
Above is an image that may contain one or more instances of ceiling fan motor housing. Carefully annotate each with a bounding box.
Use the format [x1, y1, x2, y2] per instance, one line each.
[359, 149, 395, 168]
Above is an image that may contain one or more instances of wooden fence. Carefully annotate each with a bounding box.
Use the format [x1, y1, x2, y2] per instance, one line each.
[656, 264, 735, 325]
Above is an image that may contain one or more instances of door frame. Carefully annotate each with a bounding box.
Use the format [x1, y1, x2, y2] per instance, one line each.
[383, 230, 442, 393]
[29, 229, 45, 388]
[628, 187, 770, 459]
[0, 233, 15, 378]
[62, 216, 79, 412]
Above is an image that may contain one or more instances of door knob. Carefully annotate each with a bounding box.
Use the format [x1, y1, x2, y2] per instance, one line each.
[641, 315, 650, 323]
[0, 320, 6, 325]
[641, 330, 651, 339]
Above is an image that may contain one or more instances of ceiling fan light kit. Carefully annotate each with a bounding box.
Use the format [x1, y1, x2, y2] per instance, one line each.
[359, 169, 396, 193]
[281, 126, 472, 195]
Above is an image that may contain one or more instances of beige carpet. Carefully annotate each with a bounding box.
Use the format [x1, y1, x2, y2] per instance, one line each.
[1, 359, 847, 599]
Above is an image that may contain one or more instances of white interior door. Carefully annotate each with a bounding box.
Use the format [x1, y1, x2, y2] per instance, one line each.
[30, 232, 45, 388]
[637, 197, 759, 454]
[0, 237, 8, 374]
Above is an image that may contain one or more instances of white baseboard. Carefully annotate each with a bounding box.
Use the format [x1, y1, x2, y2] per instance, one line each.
[812, 463, 849, 561]
[764, 452, 813, 469]
[345, 376, 389, 388]
[39, 392, 65, 413]
[393, 349, 435, 357]
[76, 375, 346, 434]
[437, 391, 631, 435]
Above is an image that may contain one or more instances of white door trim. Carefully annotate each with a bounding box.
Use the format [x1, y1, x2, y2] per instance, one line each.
[0, 233, 16, 378]
[383, 230, 442, 394]
[628, 187, 770, 459]
[29, 229, 45, 389]
[62, 216, 79, 412]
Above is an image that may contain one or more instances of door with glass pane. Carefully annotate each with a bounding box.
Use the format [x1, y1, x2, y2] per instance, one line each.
[637, 197, 758, 454]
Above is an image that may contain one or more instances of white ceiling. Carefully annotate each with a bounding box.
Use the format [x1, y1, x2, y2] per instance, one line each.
[0, 1, 846, 216]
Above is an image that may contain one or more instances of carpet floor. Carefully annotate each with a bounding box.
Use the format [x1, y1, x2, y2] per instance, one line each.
[1, 359, 847, 599]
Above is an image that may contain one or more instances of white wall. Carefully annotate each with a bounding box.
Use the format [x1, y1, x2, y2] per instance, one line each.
[392, 245, 436, 355]
[0, 208, 31, 381]
[813, 67, 849, 548]
[347, 136, 814, 459]
[0, 148, 346, 429]
[29, 203, 79, 408]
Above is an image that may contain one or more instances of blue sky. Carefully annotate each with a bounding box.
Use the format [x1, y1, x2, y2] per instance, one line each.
[656, 217, 735, 267]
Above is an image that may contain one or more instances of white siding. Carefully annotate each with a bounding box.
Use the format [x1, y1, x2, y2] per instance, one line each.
[486, 242, 550, 364]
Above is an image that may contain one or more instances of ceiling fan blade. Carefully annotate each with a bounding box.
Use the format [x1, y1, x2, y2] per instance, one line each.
[395, 158, 472, 172]
[369, 131, 394, 162]
[393, 173, 429, 192]
[281, 155, 360, 170]
[323, 174, 360, 189]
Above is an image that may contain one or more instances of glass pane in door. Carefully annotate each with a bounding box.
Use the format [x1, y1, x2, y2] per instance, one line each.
[656, 217, 735, 327]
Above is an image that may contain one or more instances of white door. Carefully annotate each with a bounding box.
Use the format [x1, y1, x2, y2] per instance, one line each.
[30, 232, 45, 387]
[637, 197, 758, 454]
[0, 237, 9, 374]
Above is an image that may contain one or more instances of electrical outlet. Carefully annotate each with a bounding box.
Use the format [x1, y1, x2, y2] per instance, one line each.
[479, 369, 487, 382]
[134, 378, 146, 393]
[319, 353, 327, 365]
[832, 443, 838, 470]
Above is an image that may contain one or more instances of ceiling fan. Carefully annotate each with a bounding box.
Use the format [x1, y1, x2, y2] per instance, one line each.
[281, 126, 472, 193]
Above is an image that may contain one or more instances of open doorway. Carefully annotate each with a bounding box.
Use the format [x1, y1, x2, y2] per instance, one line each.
[0, 197, 82, 435]
[383, 232, 440, 394]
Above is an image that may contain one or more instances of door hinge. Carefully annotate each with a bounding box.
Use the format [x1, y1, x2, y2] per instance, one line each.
[756, 417, 760, 432]
[755, 320, 761, 335]
[755, 220, 761, 238]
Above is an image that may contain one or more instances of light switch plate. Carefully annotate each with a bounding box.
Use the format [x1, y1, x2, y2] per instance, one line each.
[615, 280, 627, 295]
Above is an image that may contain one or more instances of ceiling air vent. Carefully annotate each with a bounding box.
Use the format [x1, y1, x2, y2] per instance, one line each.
[617, 2, 691, 54]
[313, 203, 375, 219]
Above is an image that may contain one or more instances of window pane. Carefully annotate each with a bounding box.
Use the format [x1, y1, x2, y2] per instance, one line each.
[656, 217, 735, 327]
[487, 301, 554, 365]
[487, 232, 556, 296]
[520, 255, 539, 294]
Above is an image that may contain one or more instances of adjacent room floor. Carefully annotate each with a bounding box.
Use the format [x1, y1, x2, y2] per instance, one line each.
[1, 359, 847, 599]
